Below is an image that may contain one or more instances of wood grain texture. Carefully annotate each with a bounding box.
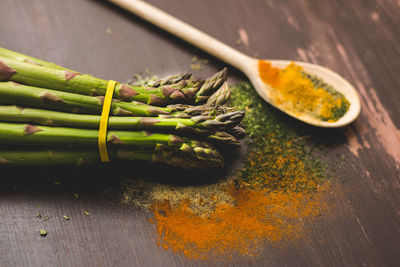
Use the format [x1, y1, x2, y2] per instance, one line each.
[0, 0, 399, 266]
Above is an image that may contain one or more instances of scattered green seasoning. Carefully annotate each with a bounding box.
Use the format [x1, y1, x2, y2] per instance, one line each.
[190, 55, 208, 70]
[229, 82, 328, 192]
[62, 215, 70, 220]
[84, 211, 90, 216]
[39, 229, 47, 237]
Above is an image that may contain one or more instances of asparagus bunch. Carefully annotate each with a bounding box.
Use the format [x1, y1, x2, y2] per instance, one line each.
[0, 47, 245, 169]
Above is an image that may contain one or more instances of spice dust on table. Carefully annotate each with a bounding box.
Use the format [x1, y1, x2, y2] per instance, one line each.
[120, 81, 339, 261]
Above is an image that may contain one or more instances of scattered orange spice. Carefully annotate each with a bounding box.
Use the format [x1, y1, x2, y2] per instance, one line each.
[150, 182, 329, 260]
[144, 82, 336, 261]
[150, 131, 330, 260]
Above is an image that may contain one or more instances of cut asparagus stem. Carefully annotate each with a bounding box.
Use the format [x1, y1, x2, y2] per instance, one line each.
[0, 105, 244, 132]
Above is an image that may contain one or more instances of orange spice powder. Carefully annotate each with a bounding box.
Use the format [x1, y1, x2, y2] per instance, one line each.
[150, 182, 329, 260]
[146, 81, 336, 261]
[258, 60, 349, 121]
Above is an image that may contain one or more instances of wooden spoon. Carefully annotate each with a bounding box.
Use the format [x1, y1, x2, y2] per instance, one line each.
[109, 0, 361, 127]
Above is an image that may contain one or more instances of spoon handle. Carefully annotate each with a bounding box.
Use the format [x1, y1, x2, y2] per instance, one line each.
[109, 0, 253, 71]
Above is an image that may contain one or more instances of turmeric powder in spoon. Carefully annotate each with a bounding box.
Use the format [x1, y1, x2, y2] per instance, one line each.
[259, 60, 350, 122]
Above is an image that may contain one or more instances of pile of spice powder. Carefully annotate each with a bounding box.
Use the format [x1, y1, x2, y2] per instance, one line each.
[258, 60, 350, 122]
[117, 81, 334, 261]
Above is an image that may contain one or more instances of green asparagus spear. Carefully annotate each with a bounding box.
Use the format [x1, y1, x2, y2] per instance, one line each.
[0, 121, 186, 148]
[0, 140, 224, 169]
[0, 82, 238, 120]
[0, 47, 75, 71]
[0, 55, 228, 105]
[0, 105, 244, 132]
[0, 81, 169, 116]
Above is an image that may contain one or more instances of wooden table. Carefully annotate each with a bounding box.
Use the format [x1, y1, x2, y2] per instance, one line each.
[1, 0, 399, 266]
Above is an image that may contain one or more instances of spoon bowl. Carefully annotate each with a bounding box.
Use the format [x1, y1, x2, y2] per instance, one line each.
[110, 0, 361, 127]
[244, 58, 361, 127]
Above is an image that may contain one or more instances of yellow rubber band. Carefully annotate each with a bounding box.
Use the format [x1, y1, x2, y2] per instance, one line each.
[98, 80, 117, 162]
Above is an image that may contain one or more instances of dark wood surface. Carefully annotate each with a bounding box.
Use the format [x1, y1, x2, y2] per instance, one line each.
[1, 0, 400, 266]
